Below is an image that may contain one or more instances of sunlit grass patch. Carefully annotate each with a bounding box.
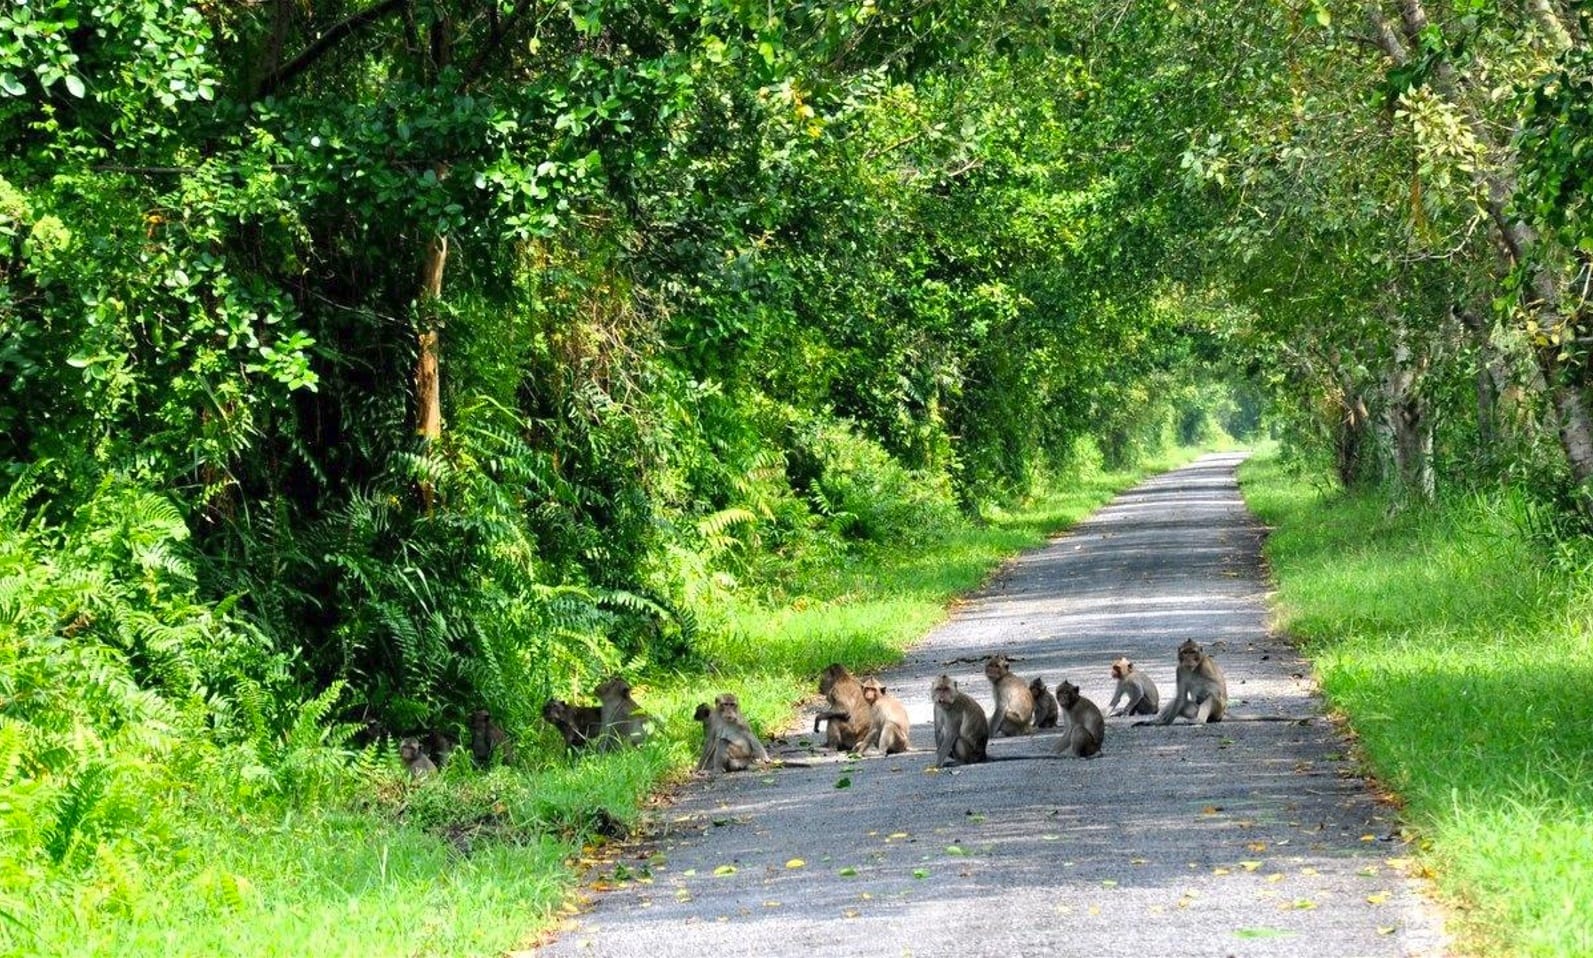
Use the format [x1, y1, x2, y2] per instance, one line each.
[1239, 450, 1593, 957]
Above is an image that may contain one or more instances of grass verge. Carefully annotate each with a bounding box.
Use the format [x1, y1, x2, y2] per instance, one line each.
[1237, 449, 1593, 958]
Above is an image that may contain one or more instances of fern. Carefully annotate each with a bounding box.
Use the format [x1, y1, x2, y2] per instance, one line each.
[43, 760, 110, 865]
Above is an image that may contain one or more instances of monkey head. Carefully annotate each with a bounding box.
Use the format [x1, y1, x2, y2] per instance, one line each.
[818, 664, 850, 695]
[1177, 641, 1204, 668]
[860, 677, 886, 703]
[1111, 657, 1134, 679]
[1055, 680, 1081, 707]
[984, 655, 1012, 681]
[1028, 676, 1048, 695]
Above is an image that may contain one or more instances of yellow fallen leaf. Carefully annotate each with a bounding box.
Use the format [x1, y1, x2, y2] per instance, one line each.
[1240, 861, 1262, 872]
[1266, 873, 1285, 884]
[763, 900, 781, 908]
[1130, 858, 1148, 865]
[1377, 926, 1397, 935]
[888, 832, 909, 840]
[1367, 892, 1390, 905]
[713, 865, 736, 876]
[1360, 834, 1376, 842]
[1213, 868, 1231, 876]
[786, 859, 806, 869]
[1300, 867, 1319, 876]
[842, 908, 861, 919]
[1101, 879, 1118, 887]
[1246, 841, 1268, 853]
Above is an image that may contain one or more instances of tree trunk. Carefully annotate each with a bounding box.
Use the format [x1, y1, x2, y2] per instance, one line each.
[1380, 331, 1434, 503]
[415, 229, 447, 510]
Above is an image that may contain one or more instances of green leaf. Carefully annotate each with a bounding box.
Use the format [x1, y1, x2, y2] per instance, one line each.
[0, 72, 24, 97]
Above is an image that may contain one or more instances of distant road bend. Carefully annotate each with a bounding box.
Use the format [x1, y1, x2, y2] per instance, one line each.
[532, 453, 1449, 958]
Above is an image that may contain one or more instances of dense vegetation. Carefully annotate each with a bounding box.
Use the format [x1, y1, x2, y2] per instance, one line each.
[2, 0, 1590, 954]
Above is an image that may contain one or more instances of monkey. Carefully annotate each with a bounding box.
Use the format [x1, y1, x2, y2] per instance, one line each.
[399, 737, 437, 779]
[856, 676, 911, 755]
[984, 654, 1035, 736]
[541, 698, 603, 751]
[469, 709, 515, 767]
[812, 663, 872, 752]
[1107, 657, 1161, 717]
[595, 675, 649, 749]
[1054, 680, 1105, 758]
[696, 693, 770, 772]
[1140, 639, 1227, 725]
[1029, 677, 1059, 729]
[931, 674, 989, 767]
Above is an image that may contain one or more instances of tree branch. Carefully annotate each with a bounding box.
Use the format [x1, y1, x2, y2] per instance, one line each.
[254, 0, 408, 100]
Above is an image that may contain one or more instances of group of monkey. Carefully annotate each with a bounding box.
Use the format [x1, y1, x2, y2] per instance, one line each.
[398, 676, 650, 779]
[700, 637, 1231, 773]
[397, 639, 1231, 778]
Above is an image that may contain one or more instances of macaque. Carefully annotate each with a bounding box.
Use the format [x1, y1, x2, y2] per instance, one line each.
[399, 737, 437, 779]
[931, 675, 989, 767]
[1107, 657, 1161, 717]
[1054, 680, 1105, 758]
[697, 693, 769, 773]
[469, 709, 515, 767]
[984, 654, 1035, 736]
[541, 698, 603, 751]
[857, 677, 911, 755]
[812, 663, 872, 752]
[595, 675, 649, 749]
[1029, 677, 1059, 729]
[419, 729, 456, 768]
[1143, 640, 1227, 725]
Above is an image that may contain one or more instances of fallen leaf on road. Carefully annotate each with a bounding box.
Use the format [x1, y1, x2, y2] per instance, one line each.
[1366, 892, 1390, 905]
[1240, 861, 1262, 872]
[838, 867, 858, 877]
[1377, 926, 1397, 935]
[713, 865, 736, 876]
[1234, 928, 1294, 940]
[786, 859, 805, 869]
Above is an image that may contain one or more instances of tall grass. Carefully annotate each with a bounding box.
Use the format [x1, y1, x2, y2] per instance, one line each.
[1238, 450, 1593, 957]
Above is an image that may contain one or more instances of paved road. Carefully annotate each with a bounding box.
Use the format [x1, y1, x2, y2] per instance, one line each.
[533, 453, 1449, 958]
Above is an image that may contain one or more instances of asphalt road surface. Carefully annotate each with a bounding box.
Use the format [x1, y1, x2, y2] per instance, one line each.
[532, 453, 1450, 958]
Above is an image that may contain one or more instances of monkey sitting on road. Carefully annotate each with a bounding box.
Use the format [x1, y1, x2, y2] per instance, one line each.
[812, 663, 872, 752]
[985, 654, 1036, 736]
[696, 694, 770, 773]
[1029, 677, 1059, 729]
[931, 675, 989, 767]
[1139, 640, 1227, 726]
[1107, 657, 1160, 717]
[1054, 680, 1105, 757]
[857, 677, 911, 755]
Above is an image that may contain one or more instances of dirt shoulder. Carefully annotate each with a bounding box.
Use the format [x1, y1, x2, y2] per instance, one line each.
[532, 453, 1449, 958]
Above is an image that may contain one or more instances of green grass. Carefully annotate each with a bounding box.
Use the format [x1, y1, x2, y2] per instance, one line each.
[8, 445, 1209, 957]
[1238, 449, 1593, 958]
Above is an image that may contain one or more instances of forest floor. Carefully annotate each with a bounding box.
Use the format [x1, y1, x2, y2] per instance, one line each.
[529, 453, 1451, 958]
